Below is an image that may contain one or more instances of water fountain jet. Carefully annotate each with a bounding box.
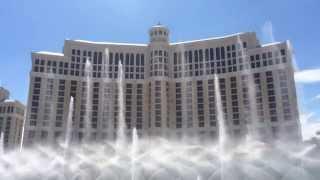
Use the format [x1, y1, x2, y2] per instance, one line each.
[85, 59, 93, 142]
[116, 60, 126, 150]
[0, 132, 4, 155]
[64, 96, 74, 157]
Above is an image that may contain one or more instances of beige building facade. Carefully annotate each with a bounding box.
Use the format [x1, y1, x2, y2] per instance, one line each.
[0, 87, 25, 151]
[23, 25, 301, 146]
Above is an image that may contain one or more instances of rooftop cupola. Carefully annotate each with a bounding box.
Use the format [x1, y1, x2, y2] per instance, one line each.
[149, 23, 170, 43]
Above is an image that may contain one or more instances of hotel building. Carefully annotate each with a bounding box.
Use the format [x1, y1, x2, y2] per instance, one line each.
[23, 24, 301, 146]
[0, 87, 25, 151]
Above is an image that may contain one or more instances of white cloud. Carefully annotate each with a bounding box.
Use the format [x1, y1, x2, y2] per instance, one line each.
[295, 68, 320, 84]
[300, 112, 320, 140]
[262, 21, 275, 43]
[310, 94, 320, 102]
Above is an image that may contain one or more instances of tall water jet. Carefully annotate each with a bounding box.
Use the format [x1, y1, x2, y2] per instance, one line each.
[116, 61, 126, 149]
[61, 96, 74, 178]
[102, 48, 110, 142]
[131, 128, 138, 180]
[65, 96, 74, 151]
[85, 59, 92, 142]
[246, 75, 260, 141]
[176, 44, 189, 143]
[214, 74, 227, 151]
[214, 74, 227, 180]
[103, 48, 110, 80]
[0, 132, 4, 155]
[20, 104, 28, 152]
[237, 35, 259, 141]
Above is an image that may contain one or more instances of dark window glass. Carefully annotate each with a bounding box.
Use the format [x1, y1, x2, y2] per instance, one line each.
[210, 48, 214, 60]
[115, 53, 119, 65]
[188, 51, 192, 63]
[216, 48, 220, 60]
[221, 47, 225, 59]
[232, 44, 236, 51]
[136, 54, 140, 65]
[194, 50, 198, 62]
[141, 54, 145, 65]
[125, 53, 130, 65]
[174, 53, 177, 65]
[199, 49, 203, 62]
[281, 49, 286, 56]
[205, 49, 209, 61]
[243, 42, 247, 48]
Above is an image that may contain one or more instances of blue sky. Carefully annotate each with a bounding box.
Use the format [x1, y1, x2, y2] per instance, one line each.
[1, 0, 320, 139]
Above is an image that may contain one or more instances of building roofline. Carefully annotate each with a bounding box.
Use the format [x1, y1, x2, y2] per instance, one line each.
[65, 32, 255, 47]
[170, 32, 250, 45]
[260, 41, 284, 47]
[31, 32, 285, 56]
[66, 39, 148, 47]
[32, 51, 64, 57]
[0, 100, 25, 107]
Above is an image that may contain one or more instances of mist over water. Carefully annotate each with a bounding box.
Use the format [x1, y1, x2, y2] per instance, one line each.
[1, 136, 320, 180]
